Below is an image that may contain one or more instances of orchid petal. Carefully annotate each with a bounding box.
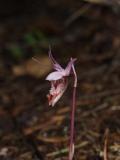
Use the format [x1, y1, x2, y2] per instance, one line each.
[65, 58, 76, 76]
[48, 47, 63, 71]
[47, 78, 68, 106]
[48, 46, 57, 64]
[53, 63, 64, 71]
[51, 82, 67, 106]
[46, 71, 63, 81]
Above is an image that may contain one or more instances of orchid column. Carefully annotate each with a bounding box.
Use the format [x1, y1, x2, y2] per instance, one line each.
[46, 48, 77, 160]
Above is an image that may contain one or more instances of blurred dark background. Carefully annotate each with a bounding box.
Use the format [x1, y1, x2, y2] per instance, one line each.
[0, 1, 120, 160]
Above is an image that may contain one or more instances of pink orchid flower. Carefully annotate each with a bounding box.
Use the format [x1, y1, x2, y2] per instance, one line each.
[46, 49, 76, 107]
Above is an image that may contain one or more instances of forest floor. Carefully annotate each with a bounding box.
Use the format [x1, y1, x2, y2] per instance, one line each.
[0, 1, 120, 160]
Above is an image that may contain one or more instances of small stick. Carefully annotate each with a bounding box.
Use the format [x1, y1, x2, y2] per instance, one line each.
[32, 57, 42, 65]
[32, 57, 51, 68]
[103, 129, 109, 160]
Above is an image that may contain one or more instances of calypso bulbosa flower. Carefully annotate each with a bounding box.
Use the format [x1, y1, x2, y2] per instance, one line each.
[46, 48, 76, 107]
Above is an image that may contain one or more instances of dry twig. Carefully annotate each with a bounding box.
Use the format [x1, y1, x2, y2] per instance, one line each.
[103, 129, 109, 160]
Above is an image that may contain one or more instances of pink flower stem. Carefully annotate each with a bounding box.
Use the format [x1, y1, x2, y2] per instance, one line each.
[68, 61, 77, 160]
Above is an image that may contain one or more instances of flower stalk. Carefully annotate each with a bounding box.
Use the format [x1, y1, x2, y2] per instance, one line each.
[69, 61, 77, 160]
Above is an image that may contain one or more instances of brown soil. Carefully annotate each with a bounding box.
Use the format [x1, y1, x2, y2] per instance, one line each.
[0, 1, 120, 160]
